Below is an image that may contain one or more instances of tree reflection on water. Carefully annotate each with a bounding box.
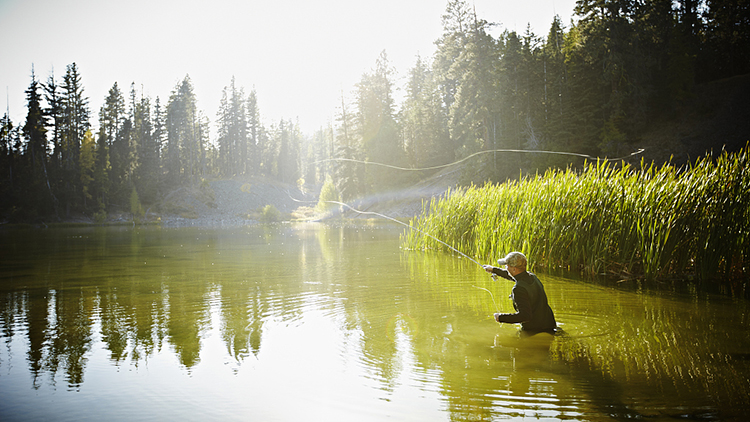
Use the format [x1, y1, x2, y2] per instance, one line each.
[1, 224, 749, 420]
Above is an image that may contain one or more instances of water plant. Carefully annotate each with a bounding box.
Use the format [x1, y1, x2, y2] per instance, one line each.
[402, 144, 750, 282]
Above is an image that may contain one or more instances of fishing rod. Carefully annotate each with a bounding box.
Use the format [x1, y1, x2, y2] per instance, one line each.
[293, 147, 639, 313]
[287, 192, 508, 314]
[332, 197, 508, 314]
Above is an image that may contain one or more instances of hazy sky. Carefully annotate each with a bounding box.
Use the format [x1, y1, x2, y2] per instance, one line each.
[0, 0, 576, 136]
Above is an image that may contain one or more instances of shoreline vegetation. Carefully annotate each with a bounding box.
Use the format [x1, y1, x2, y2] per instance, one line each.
[4, 1, 750, 231]
[402, 144, 749, 290]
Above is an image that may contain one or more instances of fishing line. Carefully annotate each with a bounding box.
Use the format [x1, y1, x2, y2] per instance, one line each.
[286, 192, 483, 267]
[473, 285, 500, 313]
[289, 147, 633, 313]
[287, 191, 513, 315]
[289, 192, 507, 312]
[287, 190, 516, 315]
[290, 146, 637, 272]
[325, 198, 510, 312]
[312, 148, 645, 172]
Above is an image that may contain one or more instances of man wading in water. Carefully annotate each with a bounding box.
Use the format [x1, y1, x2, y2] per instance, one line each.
[483, 252, 557, 335]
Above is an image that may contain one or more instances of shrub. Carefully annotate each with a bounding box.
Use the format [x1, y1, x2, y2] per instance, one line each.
[93, 210, 107, 224]
[259, 204, 282, 223]
[316, 175, 340, 212]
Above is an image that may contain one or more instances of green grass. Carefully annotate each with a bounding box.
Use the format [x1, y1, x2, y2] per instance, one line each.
[402, 144, 750, 282]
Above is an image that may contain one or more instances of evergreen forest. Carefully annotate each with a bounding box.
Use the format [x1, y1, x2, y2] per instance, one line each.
[1, 0, 749, 223]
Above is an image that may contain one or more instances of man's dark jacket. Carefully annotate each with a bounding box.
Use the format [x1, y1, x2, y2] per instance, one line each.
[491, 267, 557, 333]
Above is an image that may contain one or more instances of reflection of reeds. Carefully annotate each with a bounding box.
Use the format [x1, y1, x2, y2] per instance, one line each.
[401, 247, 750, 417]
[403, 144, 750, 282]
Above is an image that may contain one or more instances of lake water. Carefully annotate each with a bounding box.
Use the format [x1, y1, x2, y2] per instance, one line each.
[1, 224, 748, 421]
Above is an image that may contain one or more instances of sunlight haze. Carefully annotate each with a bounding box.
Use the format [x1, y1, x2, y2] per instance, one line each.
[0, 0, 576, 134]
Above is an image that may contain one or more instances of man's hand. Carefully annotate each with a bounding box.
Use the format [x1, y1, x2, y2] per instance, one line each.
[483, 265, 495, 273]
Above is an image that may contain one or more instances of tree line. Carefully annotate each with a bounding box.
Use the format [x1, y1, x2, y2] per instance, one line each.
[0, 67, 306, 222]
[2, 0, 748, 221]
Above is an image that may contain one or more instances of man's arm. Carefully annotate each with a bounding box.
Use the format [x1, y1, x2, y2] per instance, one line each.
[495, 287, 532, 324]
[483, 265, 514, 281]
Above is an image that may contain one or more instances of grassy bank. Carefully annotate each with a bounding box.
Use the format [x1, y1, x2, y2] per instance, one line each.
[402, 144, 750, 283]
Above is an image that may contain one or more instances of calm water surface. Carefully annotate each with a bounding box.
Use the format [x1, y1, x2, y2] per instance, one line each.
[1, 224, 749, 421]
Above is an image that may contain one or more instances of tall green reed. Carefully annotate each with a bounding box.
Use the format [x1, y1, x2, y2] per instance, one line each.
[402, 144, 750, 282]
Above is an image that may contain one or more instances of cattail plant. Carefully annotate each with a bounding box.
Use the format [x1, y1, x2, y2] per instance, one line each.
[402, 144, 750, 282]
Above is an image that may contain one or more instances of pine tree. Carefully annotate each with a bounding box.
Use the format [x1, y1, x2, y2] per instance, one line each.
[333, 91, 362, 201]
[448, 13, 500, 179]
[431, 0, 483, 170]
[402, 56, 451, 174]
[541, 16, 570, 148]
[216, 87, 231, 174]
[131, 85, 158, 204]
[256, 121, 273, 177]
[301, 127, 323, 186]
[79, 129, 95, 211]
[216, 77, 248, 176]
[59, 63, 90, 215]
[246, 89, 261, 176]
[92, 125, 109, 212]
[702, 0, 750, 80]
[104, 84, 129, 205]
[196, 111, 210, 178]
[402, 55, 432, 168]
[152, 97, 165, 185]
[275, 119, 300, 184]
[233, 79, 248, 175]
[498, 31, 524, 147]
[631, 0, 677, 121]
[356, 50, 402, 192]
[22, 67, 56, 218]
[23, 68, 48, 178]
[128, 84, 141, 178]
[572, 0, 637, 156]
[0, 112, 20, 206]
[43, 70, 63, 172]
[98, 83, 125, 207]
[433, 0, 473, 114]
[561, 20, 607, 156]
[317, 124, 336, 181]
[111, 117, 132, 204]
[165, 76, 201, 187]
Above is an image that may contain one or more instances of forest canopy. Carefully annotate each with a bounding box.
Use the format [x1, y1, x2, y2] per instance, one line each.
[1, 0, 749, 222]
